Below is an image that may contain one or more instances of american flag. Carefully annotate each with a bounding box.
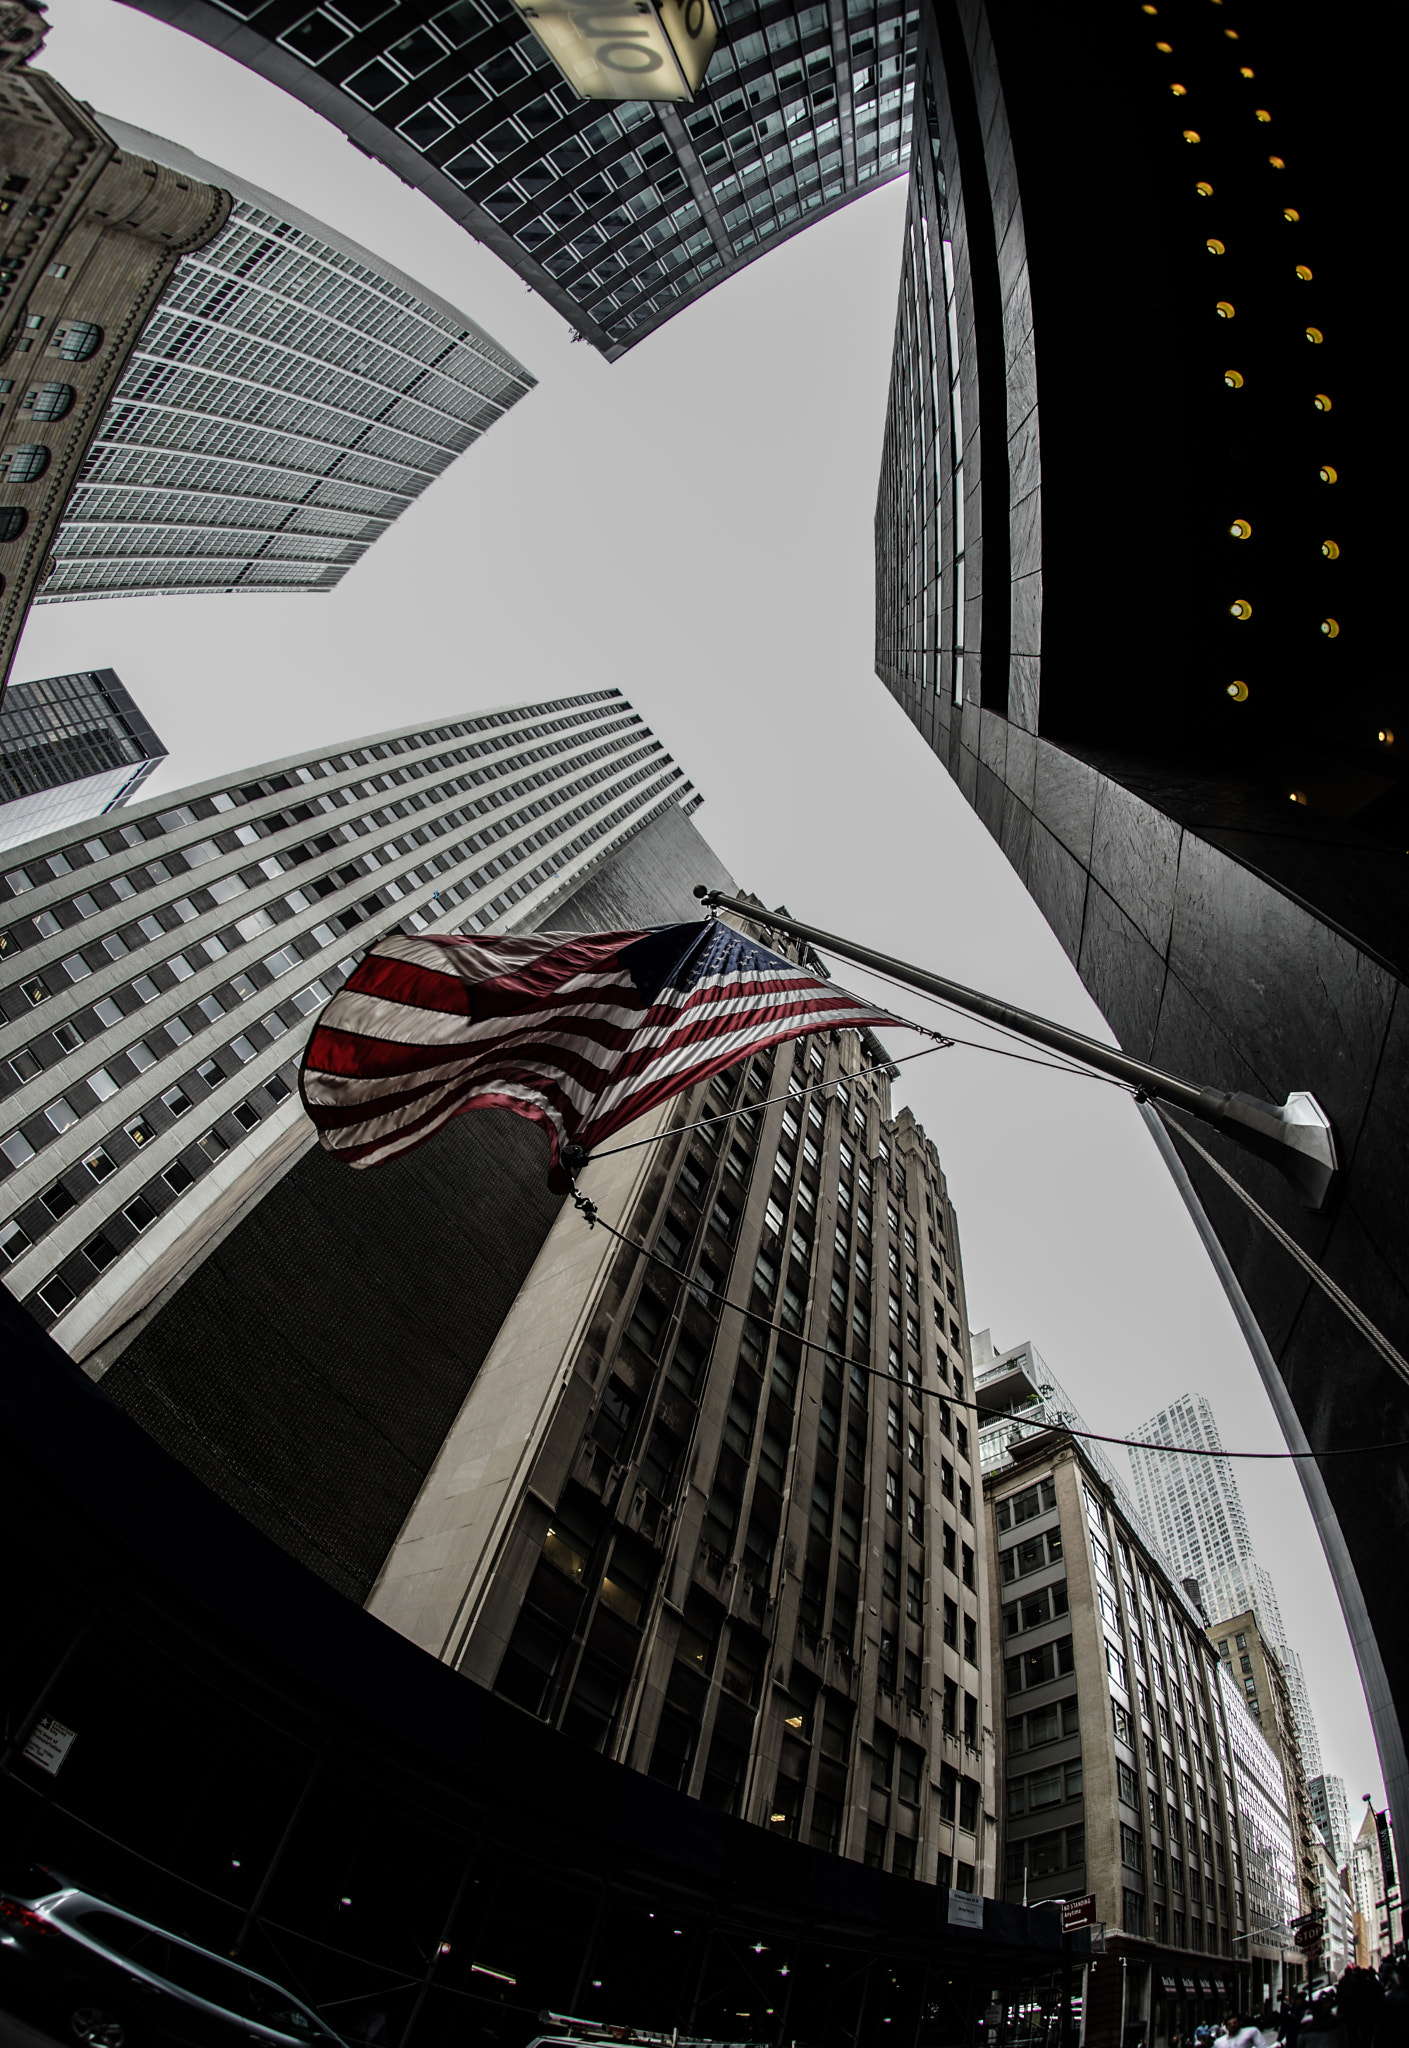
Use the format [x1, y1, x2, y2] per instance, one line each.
[300, 917, 901, 1183]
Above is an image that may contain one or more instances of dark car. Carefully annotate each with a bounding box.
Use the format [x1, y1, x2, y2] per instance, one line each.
[0, 1885, 346, 2048]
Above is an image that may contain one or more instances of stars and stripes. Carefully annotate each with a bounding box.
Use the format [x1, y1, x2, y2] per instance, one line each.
[300, 917, 902, 1183]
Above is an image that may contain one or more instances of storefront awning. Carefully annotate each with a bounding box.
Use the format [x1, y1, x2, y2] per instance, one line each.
[1161, 1977, 1179, 1994]
[1183, 1978, 1200, 1995]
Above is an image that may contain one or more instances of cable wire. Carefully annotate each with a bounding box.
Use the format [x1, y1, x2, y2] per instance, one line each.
[1156, 1106, 1409, 1400]
[563, 1181, 1409, 1463]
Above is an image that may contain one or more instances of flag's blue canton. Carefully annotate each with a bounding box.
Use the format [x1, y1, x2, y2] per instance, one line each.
[618, 920, 794, 1004]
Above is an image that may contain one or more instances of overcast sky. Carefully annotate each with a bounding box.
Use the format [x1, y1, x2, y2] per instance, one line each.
[18, 0, 1387, 1812]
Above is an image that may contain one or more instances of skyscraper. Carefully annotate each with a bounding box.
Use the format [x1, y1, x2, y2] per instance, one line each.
[1127, 1395, 1285, 1647]
[37, 117, 534, 604]
[370, 974, 994, 1882]
[0, 687, 695, 1361]
[122, 0, 917, 356]
[1309, 1771, 1351, 1871]
[1126, 1394, 1324, 1785]
[0, 666, 166, 853]
[868, 0, 1406, 1835]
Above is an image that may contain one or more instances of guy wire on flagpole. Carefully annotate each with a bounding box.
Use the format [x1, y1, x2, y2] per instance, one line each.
[692, 887, 1340, 1213]
[558, 1168, 1409, 1465]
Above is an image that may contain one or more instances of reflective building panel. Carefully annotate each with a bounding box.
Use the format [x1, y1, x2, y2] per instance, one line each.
[123, 0, 918, 356]
[0, 667, 168, 855]
[38, 120, 535, 604]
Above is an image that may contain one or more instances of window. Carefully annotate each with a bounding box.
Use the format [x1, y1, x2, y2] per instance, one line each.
[882, 1545, 899, 1603]
[23, 381, 74, 421]
[1117, 1759, 1140, 1806]
[52, 321, 102, 360]
[1005, 1637, 1075, 1692]
[905, 1564, 922, 1622]
[2, 444, 49, 483]
[1121, 1823, 1144, 1871]
[0, 505, 29, 542]
[994, 1477, 1058, 1532]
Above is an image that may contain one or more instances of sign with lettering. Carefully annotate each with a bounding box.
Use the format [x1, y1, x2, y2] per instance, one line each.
[947, 1891, 984, 1930]
[1063, 1895, 1098, 1932]
[515, 0, 717, 101]
[22, 1716, 76, 1776]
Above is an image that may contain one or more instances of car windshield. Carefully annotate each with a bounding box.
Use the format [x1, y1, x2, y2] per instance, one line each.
[67, 1909, 330, 2037]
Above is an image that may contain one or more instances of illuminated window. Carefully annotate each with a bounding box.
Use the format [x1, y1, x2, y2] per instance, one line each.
[1183, 128, 1200, 143]
[1283, 207, 1300, 221]
[1318, 464, 1337, 483]
[1321, 540, 1339, 559]
[1226, 681, 1249, 702]
[1206, 238, 1225, 254]
[1320, 619, 1339, 638]
[1156, 39, 1172, 51]
[1255, 108, 1271, 122]
[1229, 599, 1252, 621]
[1306, 326, 1323, 343]
[1239, 65, 1254, 77]
[1313, 392, 1332, 411]
[1223, 369, 1244, 388]
[1171, 82, 1187, 95]
[1196, 181, 1214, 196]
[1223, 25, 1239, 36]
[1229, 519, 1251, 539]
[1215, 301, 1235, 319]
[1269, 155, 1285, 168]
[1289, 791, 1308, 806]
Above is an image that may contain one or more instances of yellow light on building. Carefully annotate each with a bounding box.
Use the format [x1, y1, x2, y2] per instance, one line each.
[514, 0, 717, 101]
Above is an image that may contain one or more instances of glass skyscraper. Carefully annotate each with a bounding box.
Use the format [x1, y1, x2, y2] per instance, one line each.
[0, 668, 168, 855]
[37, 118, 535, 604]
[0, 687, 695, 1349]
[123, 0, 917, 356]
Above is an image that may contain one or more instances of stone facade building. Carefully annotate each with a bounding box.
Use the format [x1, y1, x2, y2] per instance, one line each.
[369, 950, 995, 1886]
[1210, 1609, 1318, 1924]
[0, 8, 231, 686]
[983, 1424, 1285, 2047]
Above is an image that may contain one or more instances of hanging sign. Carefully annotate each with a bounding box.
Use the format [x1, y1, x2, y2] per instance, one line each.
[22, 1716, 77, 1776]
[513, 0, 716, 101]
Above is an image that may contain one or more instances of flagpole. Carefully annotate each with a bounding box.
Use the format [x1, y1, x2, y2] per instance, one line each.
[692, 887, 1338, 1212]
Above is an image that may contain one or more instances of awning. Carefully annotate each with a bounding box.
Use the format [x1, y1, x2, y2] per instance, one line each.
[1200, 1979, 1215, 1994]
[1161, 1977, 1179, 1995]
[1183, 1978, 1200, 1995]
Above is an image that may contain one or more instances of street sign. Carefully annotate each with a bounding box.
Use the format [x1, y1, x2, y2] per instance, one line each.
[1291, 1911, 1325, 1951]
[947, 1891, 984, 1930]
[1063, 1895, 1098, 1932]
[21, 1716, 76, 1776]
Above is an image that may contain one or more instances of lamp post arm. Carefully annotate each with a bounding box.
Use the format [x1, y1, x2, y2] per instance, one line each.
[693, 886, 1338, 1211]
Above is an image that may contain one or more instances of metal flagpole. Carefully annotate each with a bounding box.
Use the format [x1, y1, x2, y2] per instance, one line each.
[693, 888, 1338, 1211]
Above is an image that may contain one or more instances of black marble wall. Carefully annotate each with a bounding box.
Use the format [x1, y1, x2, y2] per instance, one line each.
[875, 0, 1408, 1815]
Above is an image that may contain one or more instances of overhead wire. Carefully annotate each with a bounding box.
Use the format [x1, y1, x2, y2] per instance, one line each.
[563, 1177, 1409, 1464]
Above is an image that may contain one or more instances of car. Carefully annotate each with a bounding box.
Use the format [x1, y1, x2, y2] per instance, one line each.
[0, 1882, 347, 2048]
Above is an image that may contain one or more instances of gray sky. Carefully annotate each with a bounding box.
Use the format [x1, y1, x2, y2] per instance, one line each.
[20, 0, 1387, 1812]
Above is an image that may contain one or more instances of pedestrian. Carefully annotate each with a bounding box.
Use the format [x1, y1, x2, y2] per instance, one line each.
[1374, 1964, 1409, 2048]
